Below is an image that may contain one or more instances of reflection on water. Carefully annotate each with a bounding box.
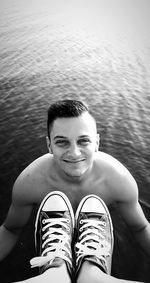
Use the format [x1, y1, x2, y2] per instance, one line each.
[0, 0, 150, 282]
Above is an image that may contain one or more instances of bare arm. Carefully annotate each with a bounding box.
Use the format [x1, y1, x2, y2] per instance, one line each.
[117, 175, 150, 257]
[0, 179, 33, 261]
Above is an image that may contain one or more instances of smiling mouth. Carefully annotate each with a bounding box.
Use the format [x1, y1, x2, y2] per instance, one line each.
[63, 159, 85, 163]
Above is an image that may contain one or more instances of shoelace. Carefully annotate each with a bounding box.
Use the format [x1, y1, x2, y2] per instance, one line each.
[76, 218, 111, 266]
[30, 218, 72, 268]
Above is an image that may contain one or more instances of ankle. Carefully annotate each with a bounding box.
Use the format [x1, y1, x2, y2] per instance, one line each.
[80, 260, 101, 272]
[43, 262, 72, 282]
[76, 260, 105, 283]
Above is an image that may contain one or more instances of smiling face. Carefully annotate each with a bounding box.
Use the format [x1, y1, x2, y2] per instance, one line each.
[47, 112, 99, 181]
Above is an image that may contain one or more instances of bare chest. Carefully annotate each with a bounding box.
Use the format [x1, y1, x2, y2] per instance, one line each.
[33, 174, 114, 212]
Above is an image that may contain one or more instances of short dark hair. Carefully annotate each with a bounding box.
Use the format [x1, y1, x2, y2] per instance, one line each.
[47, 99, 91, 138]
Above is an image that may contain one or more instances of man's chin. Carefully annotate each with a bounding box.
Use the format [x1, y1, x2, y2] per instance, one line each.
[64, 169, 85, 179]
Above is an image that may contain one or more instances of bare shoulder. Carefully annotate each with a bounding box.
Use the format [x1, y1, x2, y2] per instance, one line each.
[12, 153, 53, 205]
[95, 151, 138, 203]
[95, 151, 130, 173]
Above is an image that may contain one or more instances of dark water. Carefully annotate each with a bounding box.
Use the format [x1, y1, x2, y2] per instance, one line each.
[0, 0, 150, 282]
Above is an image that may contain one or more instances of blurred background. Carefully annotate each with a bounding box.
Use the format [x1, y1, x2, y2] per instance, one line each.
[0, 0, 150, 282]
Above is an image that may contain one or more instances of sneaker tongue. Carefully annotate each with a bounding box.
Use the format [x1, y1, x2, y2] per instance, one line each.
[82, 213, 108, 273]
[84, 212, 105, 220]
[41, 211, 65, 249]
[42, 211, 66, 229]
[80, 212, 107, 253]
[42, 211, 65, 218]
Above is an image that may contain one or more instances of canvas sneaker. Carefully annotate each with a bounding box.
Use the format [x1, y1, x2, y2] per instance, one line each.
[30, 191, 74, 277]
[75, 194, 114, 276]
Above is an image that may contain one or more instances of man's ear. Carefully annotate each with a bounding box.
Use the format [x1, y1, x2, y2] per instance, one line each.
[95, 134, 100, 152]
[46, 136, 52, 153]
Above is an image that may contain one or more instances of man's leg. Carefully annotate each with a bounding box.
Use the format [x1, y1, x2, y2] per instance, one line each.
[14, 191, 74, 283]
[14, 264, 71, 283]
[76, 261, 145, 283]
[74, 194, 144, 283]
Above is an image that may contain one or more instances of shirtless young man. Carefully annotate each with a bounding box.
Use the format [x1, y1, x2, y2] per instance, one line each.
[0, 99, 150, 283]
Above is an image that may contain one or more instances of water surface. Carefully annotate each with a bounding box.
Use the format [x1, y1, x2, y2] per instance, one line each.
[0, 0, 150, 282]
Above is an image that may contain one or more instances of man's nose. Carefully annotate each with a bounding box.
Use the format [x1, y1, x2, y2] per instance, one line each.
[68, 143, 81, 158]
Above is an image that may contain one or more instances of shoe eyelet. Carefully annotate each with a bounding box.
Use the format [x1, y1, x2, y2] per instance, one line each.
[42, 220, 46, 224]
[80, 220, 83, 224]
[67, 227, 70, 232]
[79, 228, 83, 232]
[42, 236, 45, 240]
[67, 219, 70, 223]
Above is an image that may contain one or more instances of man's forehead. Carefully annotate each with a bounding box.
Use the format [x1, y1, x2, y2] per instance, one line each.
[51, 113, 97, 136]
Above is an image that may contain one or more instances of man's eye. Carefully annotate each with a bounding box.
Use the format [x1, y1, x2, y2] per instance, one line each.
[78, 139, 91, 145]
[55, 140, 69, 146]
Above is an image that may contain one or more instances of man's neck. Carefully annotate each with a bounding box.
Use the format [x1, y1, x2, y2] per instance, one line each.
[53, 160, 94, 185]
